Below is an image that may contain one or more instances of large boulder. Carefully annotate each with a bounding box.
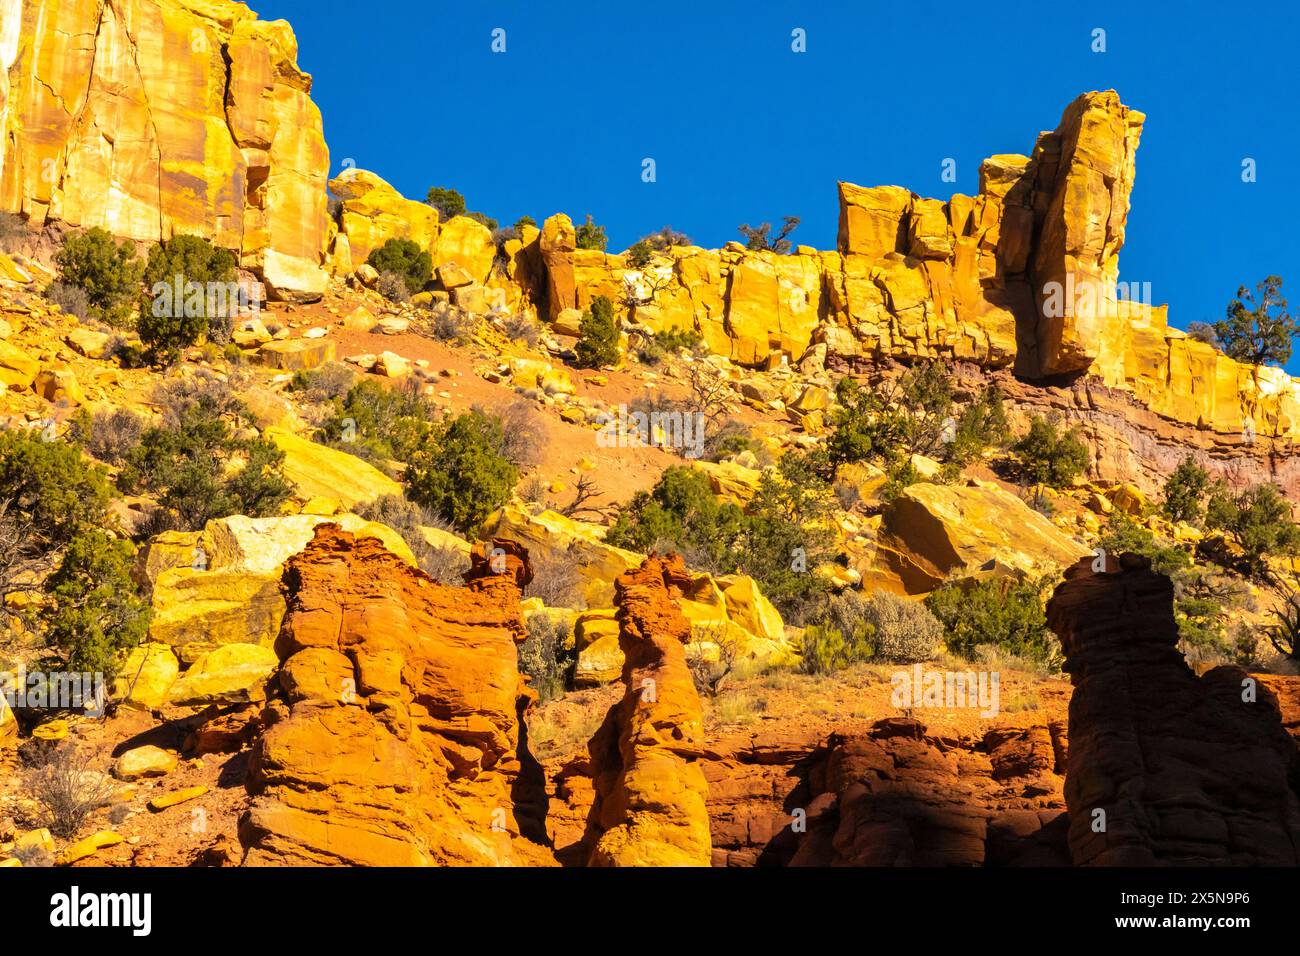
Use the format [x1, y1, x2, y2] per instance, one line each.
[167, 644, 280, 707]
[329, 169, 438, 267]
[112, 644, 179, 711]
[264, 426, 403, 509]
[873, 479, 1091, 594]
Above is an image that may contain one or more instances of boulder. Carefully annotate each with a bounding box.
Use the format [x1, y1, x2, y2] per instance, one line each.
[330, 169, 438, 266]
[65, 328, 111, 359]
[874, 479, 1091, 594]
[0, 341, 38, 389]
[33, 367, 85, 405]
[259, 338, 336, 371]
[167, 644, 280, 707]
[265, 426, 403, 508]
[113, 745, 178, 781]
[112, 644, 179, 711]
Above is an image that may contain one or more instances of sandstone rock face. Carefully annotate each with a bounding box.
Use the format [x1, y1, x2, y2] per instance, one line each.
[873, 479, 1092, 594]
[782, 719, 1069, 866]
[148, 513, 415, 662]
[1, 0, 330, 300]
[328, 169, 437, 267]
[582, 555, 712, 867]
[1047, 554, 1300, 865]
[240, 527, 552, 866]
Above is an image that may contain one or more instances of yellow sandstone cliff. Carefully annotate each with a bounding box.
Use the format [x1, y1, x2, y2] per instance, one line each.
[0, 0, 330, 300]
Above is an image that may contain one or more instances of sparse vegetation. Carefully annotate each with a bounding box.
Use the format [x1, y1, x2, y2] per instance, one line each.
[355, 494, 470, 582]
[138, 235, 238, 362]
[1213, 275, 1296, 368]
[574, 295, 620, 368]
[574, 215, 608, 252]
[376, 270, 411, 303]
[366, 238, 432, 295]
[739, 216, 800, 254]
[405, 409, 518, 536]
[22, 745, 119, 839]
[69, 406, 146, 465]
[317, 378, 435, 466]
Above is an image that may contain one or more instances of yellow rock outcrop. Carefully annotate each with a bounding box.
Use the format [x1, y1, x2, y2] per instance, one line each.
[1, 0, 330, 300]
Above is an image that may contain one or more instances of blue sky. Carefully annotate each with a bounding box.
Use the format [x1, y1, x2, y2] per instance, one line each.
[261, 0, 1300, 372]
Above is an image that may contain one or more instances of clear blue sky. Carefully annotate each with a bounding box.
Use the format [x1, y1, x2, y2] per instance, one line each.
[261, 0, 1300, 372]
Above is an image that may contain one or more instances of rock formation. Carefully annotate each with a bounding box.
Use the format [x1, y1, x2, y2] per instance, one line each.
[239, 526, 552, 866]
[0, 0, 330, 300]
[581, 555, 712, 866]
[1047, 554, 1300, 865]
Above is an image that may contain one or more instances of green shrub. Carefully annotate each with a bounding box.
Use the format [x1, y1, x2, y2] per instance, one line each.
[0, 429, 111, 545]
[41, 530, 149, 679]
[574, 215, 608, 251]
[53, 228, 143, 324]
[607, 465, 744, 573]
[1012, 416, 1089, 489]
[1205, 482, 1300, 576]
[366, 238, 432, 294]
[118, 398, 290, 531]
[426, 186, 466, 220]
[625, 240, 653, 269]
[862, 590, 942, 663]
[518, 614, 574, 703]
[800, 625, 862, 676]
[574, 295, 620, 368]
[466, 211, 498, 231]
[138, 235, 237, 363]
[1162, 455, 1211, 524]
[1212, 275, 1297, 368]
[925, 576, 1058, 665]
[1097, 514, 1193, 576]
[317, 378, 434, 466]
[405, 410, 518, 535]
